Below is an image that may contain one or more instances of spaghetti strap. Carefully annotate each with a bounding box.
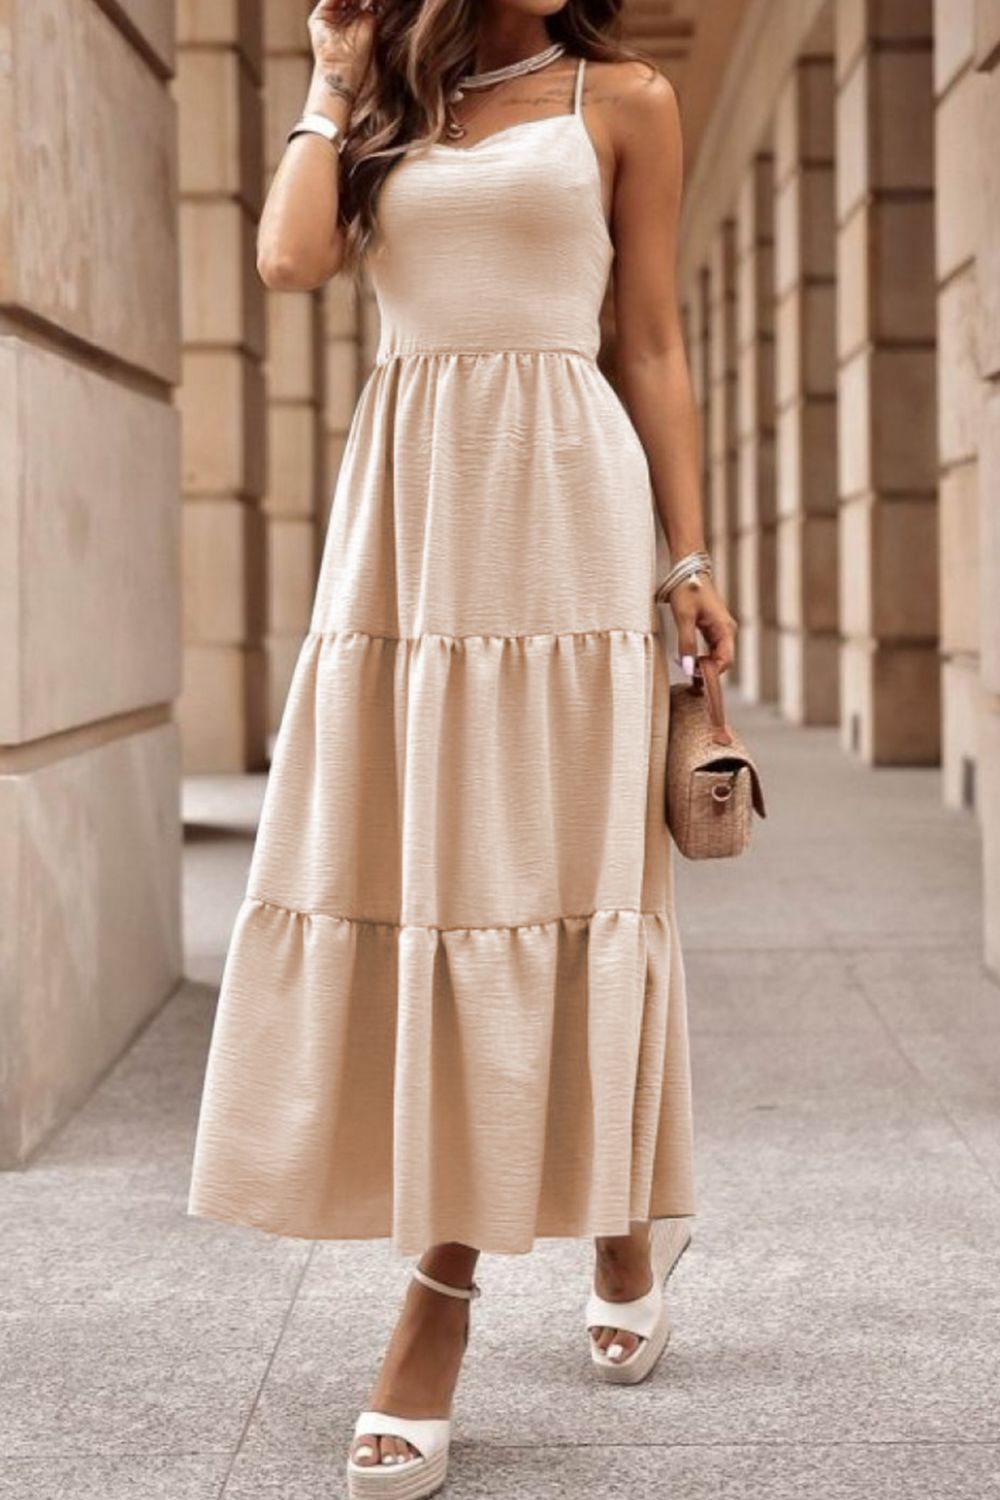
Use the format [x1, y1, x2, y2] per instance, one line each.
[573, 56, 586, 115]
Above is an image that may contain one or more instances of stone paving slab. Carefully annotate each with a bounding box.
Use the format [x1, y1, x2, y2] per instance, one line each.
[0, 1296, 287, 1459]
[684, 946, 886, 1035]
[219, 1442, 1000, 1500]
[2, 703, 999, 1497]
[0, 1458, 230, 1500]
[241, 1219, 1000, 1459]
[846, 947, 1000, 1034]
[4, 1444, 1000, 1500]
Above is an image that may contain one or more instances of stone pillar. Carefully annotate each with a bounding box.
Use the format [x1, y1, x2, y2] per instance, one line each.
[321, 278, 362, 533]
[358, 273, 383, 382]
[262, 1, 325, 735]
[708, 220, 740, 626]
[176, 0, 267, 771]
[774, 47, 839, 725]
[834, 0, 939, 764]
[735, 153, 778, 702]
[973, 0, 1000, 971]
[0, 0, 181, 1163]
[692, 267, 714, 559]
[934, 0, 983, 811]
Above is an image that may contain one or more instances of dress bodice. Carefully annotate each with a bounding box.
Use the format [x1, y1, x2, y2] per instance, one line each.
[365, 94, 613, 364]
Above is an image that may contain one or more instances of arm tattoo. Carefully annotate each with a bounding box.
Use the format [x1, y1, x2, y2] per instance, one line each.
[323, 71, 357, 104]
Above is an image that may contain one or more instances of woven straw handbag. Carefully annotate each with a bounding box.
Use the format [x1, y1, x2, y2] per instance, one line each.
[666, 655, 767, 859]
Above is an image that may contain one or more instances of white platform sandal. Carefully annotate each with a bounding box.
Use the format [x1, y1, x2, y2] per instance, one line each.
[586, 1218, 692, 1384]
[346, 1266, 481, 1500]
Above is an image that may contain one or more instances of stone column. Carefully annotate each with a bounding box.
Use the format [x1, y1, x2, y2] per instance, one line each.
[671, 269, 715, 649]
[692, 267, 714, 559]
[176, 0, 267, 771]
[708, 220, 741, 625]
[262, 1, 325, 734]
[834, 0, 939, 764]
[933, 0, 983, 811]
[973, 0, 1000, 971]
[735, 153, 778, 702]
[774, 46, 839, 725]
[321, 278, 362, 533]
[359, 273, 383, 382]
[0, 0, 181, 1162]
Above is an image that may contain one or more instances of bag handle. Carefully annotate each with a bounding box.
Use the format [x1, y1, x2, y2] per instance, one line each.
[691, 654, 733, 746]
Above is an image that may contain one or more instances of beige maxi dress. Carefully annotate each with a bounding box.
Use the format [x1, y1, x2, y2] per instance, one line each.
[187, 57, 695, 1258]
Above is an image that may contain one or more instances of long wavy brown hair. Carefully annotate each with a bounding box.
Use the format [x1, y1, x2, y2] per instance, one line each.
[339, 0, 648, 271]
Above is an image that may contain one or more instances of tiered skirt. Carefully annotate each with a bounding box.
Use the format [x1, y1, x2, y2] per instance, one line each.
[187, 348, 695, 1256]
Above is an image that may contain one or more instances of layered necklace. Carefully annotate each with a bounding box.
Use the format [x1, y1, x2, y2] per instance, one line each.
[444, 41, 566, 140]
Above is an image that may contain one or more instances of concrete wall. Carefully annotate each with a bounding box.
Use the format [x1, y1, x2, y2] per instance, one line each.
[0, 0, 182, 1162]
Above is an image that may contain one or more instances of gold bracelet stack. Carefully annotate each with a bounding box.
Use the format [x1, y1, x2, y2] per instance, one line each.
[655, 550, 714, 605]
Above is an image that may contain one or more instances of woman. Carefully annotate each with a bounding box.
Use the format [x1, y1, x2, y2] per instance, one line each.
[187, 0, 737, 1494]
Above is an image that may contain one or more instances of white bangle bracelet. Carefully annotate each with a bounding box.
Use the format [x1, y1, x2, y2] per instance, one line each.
[287, 112, 345, 153]
[655, 551, 714, 604]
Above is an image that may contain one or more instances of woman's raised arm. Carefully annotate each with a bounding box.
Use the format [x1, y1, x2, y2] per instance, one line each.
[256, 2, 376, 290]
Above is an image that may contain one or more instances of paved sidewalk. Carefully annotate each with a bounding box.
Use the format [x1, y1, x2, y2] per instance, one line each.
[3, 701, 1000, 1499]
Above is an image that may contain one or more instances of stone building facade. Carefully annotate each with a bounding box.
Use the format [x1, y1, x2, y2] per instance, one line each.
[676, 0, 1000, 979]
[0, 0, 183, 1166]
[1, 0, 997, 1163]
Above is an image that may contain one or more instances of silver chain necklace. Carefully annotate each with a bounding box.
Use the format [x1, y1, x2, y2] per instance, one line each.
[448, 42, 566, 105]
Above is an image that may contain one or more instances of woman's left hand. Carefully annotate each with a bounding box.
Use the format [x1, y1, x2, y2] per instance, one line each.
[669, 575, 738, 677]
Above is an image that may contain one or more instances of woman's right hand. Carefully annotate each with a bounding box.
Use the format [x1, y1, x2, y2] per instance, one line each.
[258, 0, 377, 289]
[308, 0, 378, 87]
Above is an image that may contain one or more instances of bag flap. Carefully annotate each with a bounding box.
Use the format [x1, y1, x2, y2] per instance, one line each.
[746, 759, 767, 818]
[698, 746, 767, 819]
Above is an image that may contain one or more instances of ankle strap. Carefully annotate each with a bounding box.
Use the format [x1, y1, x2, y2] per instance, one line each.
[413, 1266, 482, 1301]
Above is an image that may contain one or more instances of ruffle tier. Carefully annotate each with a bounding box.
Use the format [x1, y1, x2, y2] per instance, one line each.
[247, 626, 670, 929]
[188, 898, 694, 1257]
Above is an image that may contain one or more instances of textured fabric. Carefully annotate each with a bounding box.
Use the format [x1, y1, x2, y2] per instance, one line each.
[187, 61, 696, 1257]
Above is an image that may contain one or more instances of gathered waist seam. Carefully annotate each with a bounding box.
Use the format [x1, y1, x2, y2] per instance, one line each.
[375, 345, 598, 367]
[245, 894, 666, 935]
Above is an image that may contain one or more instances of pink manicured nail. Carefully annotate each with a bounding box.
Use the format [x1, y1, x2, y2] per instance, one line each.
[681, 655, 696, 678]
